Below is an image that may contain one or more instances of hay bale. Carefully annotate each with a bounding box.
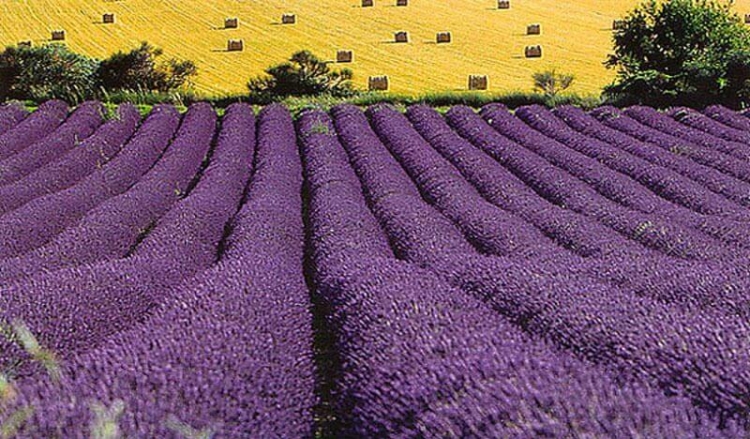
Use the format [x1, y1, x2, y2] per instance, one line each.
[612, 19, 626, 30]
[396, 0, 408, 6]
[51, 30, 65, 41]
[468, 75, 488, 90]
[436, 32, 452, 43]
[497, 0, 510, 9]
[745, 14, 750, 24]
[369, 75, 389, 91]
[227, 39, 244, 52]
[394, 31, 409, 43]
[337, 50, 354, 63]
[225, 17, 239, 29]
[362, 0, 374, 6]
[524, 45, 542, 58]
[282, 14, 296, 24]
[526, 24, 541, 35]
[102, 13, 115, 24]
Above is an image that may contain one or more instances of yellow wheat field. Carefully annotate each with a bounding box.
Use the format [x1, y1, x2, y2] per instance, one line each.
[1, 0, 750, 96]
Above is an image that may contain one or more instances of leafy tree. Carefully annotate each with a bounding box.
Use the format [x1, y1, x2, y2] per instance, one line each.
[605, 0, 750, 107]
[96, 42, 196, 93]
[248, 50, 355, 101]
[0, 44, 99, 103]
[532, 69, 575, 97]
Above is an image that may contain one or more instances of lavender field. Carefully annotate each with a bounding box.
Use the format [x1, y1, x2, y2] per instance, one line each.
[1, 99, 750, 437]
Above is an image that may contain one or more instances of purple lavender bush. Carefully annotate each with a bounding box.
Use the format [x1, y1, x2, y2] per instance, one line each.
[0, 101, 104, 185]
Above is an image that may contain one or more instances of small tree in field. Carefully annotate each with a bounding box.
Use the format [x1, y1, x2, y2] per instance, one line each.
[96, 42, 196, 93]
[0, 44, 98, 103]
[605, 0, 750, 107]
[248, 50, 355, 102]
[532, 69, 575, 97]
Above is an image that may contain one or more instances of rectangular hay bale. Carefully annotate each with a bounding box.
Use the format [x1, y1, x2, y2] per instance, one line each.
[395, 31, 409, 43]
[436, 32, 452, 43]
[524, 45, 542, 58]
[282, 14, 296, 24]
[103, 13, 115, 24]
[369, 75, 389, 91]
[225, 17, 239, 29]
[51, 30, 65, 41]
[227, 39, 244, 51]
[468, 75, 489, 91]
[497, 0, 510, 9]
[527, 24, 541, 35]
[612, 19, 626, 30]
[337, 50, 354, 63]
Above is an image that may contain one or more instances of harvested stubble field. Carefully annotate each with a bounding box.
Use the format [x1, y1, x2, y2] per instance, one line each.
[5, 0, 750, 95]
[2, 99, 750, 435]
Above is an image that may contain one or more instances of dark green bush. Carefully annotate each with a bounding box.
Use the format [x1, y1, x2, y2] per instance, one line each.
[96, 42, 197, 93]
[605, 0, 750, 108]
[0, 44, 99, 103]
[248, 50, 356, 102]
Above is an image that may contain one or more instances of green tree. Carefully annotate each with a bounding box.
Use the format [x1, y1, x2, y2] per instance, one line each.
[532, 69, 575, 97]
[605, 0, 750, 107]
[96, 42, 196, 93]
[248, 50, 355, 101]
[0, 44, 99, 103]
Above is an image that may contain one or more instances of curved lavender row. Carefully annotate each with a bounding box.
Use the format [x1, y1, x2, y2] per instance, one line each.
[322, 257, 736, 438]
[404, 105, 750, 320]
[0, 103, 28, 136]
[0, 103, 216, 283]
[297, 110, 394, 266]
[0, 104, 140, 216]
[331, 104, 476, 267]
[0, 100, 68, 161]
[669, 106, 750, 146]
[133, 103, 254, 264]
[0, 105, 251, 374]
[437, 252, 750, 425]
[366, 104, 560, 259]
[704, 105, 750, 132]
[482, 104, 750, 252]
[446, 106, 726, 260]
[303, 109, 733, 437]
[324, 109, 421, 203]
[1, 104, 315, 437]
[406, 104, 645, 258]
[516, 104, 749, 218]
[554, 105, 750, 209]
[334, 104, 750, 427]
[623, 106, 750, 162]
[335, 106, 747, 330]
[0, 101, 104, 185]
[0, 105, 180, 259]
[595, 106, 750, 186]
[464, 107, 750, 309]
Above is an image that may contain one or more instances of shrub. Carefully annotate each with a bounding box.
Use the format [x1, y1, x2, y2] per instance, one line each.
[0, 44, 99, 103]
[605, 0, 750, 107]
[248, 50, 356, 102]
[532, 69, 575, 97]
[96, 42, 197, 93]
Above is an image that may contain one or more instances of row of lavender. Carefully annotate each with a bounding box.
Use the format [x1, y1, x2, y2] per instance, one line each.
[0, 102, 315, 436]
[298, 101, 750, 435]
[1, 98, 750, 435]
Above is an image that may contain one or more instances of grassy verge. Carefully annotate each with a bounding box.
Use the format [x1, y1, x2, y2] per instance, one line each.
[16, 90, 604, 116]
